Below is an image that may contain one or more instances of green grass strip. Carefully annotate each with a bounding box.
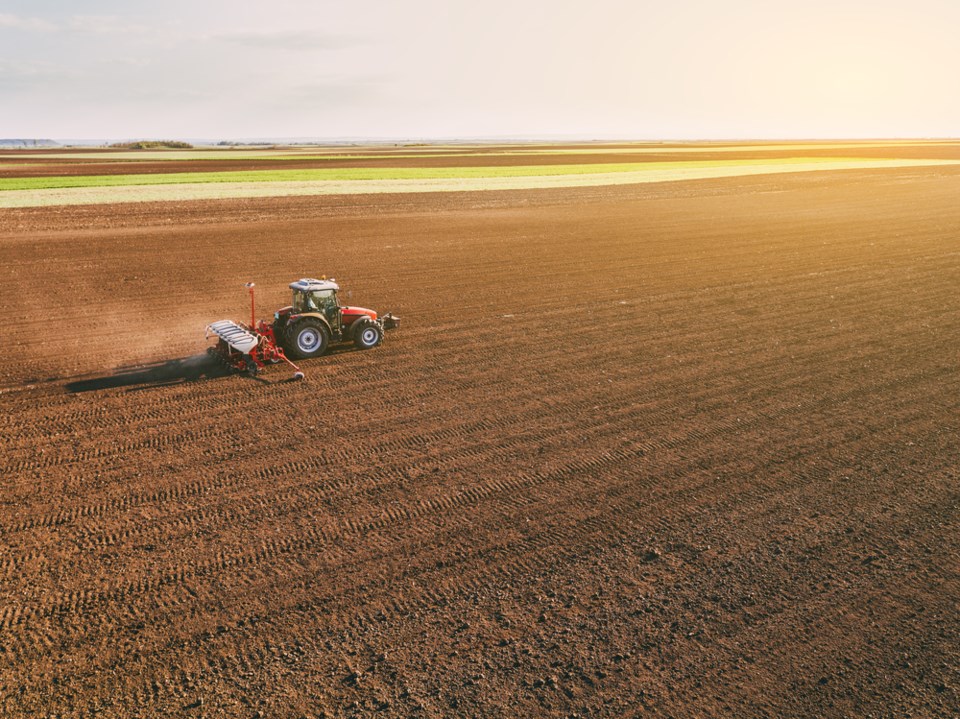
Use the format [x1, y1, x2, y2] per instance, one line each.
[3, 158, 959, 208]
[0, 157, 900, 192]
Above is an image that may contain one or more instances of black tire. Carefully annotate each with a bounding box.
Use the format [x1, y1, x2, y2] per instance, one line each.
[353, 320, 383, 350]
[286, 318, 330, 359]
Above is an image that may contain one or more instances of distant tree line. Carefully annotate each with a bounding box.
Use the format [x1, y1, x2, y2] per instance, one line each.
[108, 141, 194, 149]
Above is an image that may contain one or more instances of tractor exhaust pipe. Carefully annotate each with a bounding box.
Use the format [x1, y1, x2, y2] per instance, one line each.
[246, 282, 256, 328]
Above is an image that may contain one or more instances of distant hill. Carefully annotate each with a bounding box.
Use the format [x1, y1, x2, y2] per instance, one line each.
[0, 139, 60, 148]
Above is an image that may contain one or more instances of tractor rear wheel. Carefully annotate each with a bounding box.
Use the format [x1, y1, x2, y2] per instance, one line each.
[287, 318, 330, 359]
[354, 321, 383, 350]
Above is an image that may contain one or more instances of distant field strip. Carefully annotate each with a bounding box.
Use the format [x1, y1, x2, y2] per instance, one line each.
[4, 141, 959, 163]
[1, 158, 958, 207]
[1, 157, 906, 191]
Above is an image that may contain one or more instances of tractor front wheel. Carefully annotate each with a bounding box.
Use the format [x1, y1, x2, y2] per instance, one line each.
[354, 321, 383, 350]
[287, 319, 330, 359]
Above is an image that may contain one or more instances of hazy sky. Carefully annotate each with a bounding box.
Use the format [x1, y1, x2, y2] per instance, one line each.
[2, 0, 958, 140]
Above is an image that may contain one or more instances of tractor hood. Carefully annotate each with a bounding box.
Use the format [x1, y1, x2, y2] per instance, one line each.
[341, 306, 377, 321]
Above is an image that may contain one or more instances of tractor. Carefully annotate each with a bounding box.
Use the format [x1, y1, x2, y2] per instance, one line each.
[275, 277, 399, 359]
[206, 278, 399, 379]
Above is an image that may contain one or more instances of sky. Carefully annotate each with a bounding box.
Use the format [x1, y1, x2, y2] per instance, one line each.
[1, 0, 958, 140]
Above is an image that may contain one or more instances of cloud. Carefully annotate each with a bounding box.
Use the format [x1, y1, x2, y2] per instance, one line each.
[215, 29, 360, 51]
[281, 75, 388, 107]
[0, 60, 78, 90]
[0, 13, 57, 32]
[0, 13, 153, 35]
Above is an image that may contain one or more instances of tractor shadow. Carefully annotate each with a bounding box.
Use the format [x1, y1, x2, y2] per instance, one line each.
[64, 344, 368, 394]
[65, 353, 237, 393]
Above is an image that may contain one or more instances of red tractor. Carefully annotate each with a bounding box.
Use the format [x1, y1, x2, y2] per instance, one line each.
[206, 278, 399, 379]
[276, 277, 399, 358]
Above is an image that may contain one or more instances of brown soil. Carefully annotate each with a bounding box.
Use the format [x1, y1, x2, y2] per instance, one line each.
[4, 143, 960, 178]
[1, 161, 958, 718]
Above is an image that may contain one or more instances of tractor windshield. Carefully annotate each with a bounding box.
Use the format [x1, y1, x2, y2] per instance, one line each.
[293, 289, 337, 313]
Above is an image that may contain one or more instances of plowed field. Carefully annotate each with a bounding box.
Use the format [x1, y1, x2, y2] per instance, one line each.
[1, 147, 959, 718]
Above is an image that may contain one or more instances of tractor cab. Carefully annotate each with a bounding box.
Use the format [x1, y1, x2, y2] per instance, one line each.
[290, 278, 341, 327]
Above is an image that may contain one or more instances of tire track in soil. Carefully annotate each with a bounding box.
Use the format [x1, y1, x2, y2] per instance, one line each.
[1, 298, 951, 603]
[2, 358, 950, 661]
[0, 323, 945, 577]
[8, 400, 953, 716]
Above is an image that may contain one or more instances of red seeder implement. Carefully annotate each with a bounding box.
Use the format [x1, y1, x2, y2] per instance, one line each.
[206, 283, 305, 380]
